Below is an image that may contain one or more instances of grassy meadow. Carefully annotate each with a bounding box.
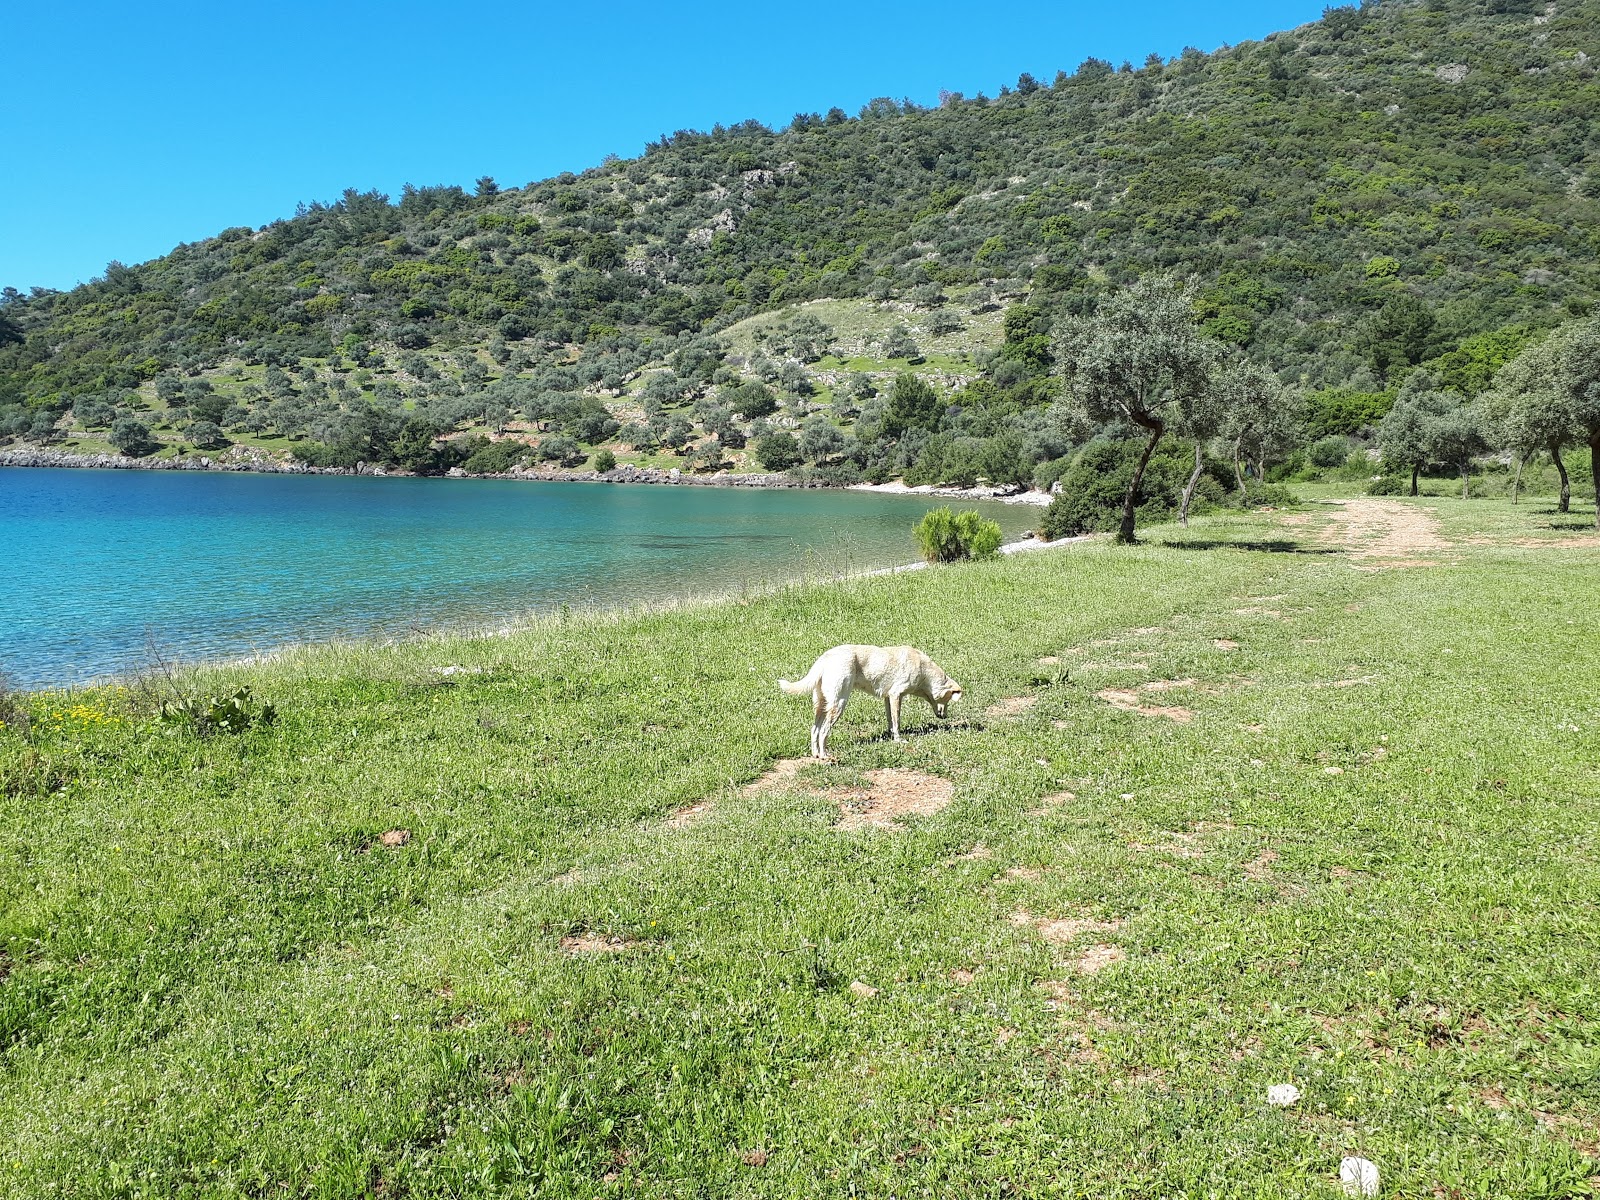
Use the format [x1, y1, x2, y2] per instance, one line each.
[2, 493, 1599, 1197]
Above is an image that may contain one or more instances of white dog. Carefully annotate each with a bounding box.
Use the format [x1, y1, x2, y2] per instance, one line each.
[779, 644, 962, 759]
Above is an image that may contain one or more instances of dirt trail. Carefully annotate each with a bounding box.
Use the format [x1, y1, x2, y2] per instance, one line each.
[1317, 499, 1451, 569]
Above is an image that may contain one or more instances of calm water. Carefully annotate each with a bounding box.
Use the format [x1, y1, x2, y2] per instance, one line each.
[0, 468, 1031, 689]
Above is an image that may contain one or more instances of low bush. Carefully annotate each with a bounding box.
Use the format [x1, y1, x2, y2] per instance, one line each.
[160, 686, 277, 738]
[592, 448, 617, 473]
[1367, 474, 1406, 496]
[914, 507, 1003, 563]
[461, 439, 526, 475]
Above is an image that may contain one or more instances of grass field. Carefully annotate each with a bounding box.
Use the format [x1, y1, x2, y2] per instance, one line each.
[2, 494, 1599, 1197]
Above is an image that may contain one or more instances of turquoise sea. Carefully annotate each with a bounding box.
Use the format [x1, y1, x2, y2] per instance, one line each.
[0, 467, 1032, 689]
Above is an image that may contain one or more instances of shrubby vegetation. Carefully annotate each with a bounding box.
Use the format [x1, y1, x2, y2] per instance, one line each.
[913, 508, 1003, 563]
[0, 0, 1595, 511]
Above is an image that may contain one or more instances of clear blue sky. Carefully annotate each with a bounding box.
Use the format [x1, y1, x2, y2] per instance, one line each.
[2, 0, 1325, 294]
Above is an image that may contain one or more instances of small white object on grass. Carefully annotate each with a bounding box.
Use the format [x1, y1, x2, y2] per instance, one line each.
[1339, 1156, 1379, 1197]
[1266, 1083, 1300, 1107]
[849, 980, 880, 999]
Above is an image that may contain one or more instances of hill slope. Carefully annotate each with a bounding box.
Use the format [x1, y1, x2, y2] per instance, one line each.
[2, 0, 1597, 480]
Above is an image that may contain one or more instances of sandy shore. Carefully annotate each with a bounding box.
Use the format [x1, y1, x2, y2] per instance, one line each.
[847, 479, 1053, 507]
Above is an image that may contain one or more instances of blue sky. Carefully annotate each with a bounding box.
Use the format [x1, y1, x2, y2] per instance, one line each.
[2, 0, 1325, 294]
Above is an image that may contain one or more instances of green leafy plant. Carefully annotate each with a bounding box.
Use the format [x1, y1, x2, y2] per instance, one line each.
[913, 507, 1003, 564]
[160, 686, 277, 737]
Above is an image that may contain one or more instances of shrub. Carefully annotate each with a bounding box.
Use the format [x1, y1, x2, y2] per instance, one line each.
[160, 686, 277, 738]
[1039, 438, 1216, 539]
[109, 416, 157, 456]
[461, 439, 526, 474]
[754, 431, 802, 471]
[1367, 474, 1406, 496]
[1308, 435, 1352, 468]
[592, 448, 617, 472]
[914, 507, 1003, 563]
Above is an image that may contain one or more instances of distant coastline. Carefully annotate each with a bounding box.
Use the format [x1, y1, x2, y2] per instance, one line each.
[0, 444, 1053, 506]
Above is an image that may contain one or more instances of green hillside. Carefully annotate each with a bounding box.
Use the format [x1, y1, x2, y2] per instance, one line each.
[2, 0, 1598, 484]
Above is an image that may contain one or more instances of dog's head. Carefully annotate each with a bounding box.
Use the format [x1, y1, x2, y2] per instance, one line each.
[934, 682, 962, 719]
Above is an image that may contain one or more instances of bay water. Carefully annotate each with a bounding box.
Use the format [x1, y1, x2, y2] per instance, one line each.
[0, 467, 1033, 689]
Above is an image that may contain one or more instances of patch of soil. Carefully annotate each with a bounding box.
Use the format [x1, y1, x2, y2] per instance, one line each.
[1037, 917, 1124, 944]
[1213, 638, 1241, 651]
[1073, 944, 1128, 975]
[1096, 688, 1194, 723]
[1005, 866, 1044, 880]
[1320, 498, 1452, 569]
[1140, 678, 1197, 692]
[744, 758, 810, 793]
[834, 768, 956, 830]
[664, 801, 714, 828]
[1243, 848, 1279, 881]
[740, 1149, 769, 1167]
[849, 980, 880, 999]
[379, 828, 411, 848]
[951, 968, 978, 984]
[1234, 606, 1283, 617]
[985, 696, 1037, 719]
[1081, 660, 1152, 672]
[1036, 655, 1062, 665]
[1030, 791, 1077, 812]
[559, 933, 639, 955]
[949, 843, 993, 861]
[1313, 675, 1380, 689]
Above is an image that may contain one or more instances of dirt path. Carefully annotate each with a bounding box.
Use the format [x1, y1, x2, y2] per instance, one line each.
[1313, 499, 1452, 569]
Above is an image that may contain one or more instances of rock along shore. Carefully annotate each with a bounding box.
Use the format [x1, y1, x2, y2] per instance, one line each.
[0, 444, 1051, 505]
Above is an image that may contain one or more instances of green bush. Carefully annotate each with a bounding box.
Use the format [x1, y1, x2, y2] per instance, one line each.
[1308, 435, 1352, 468]
[592, 448, 617, 473]
[754, 431, 802, 471]
[1367, 474, 1406, 496]
[461, 439, 526, 475]
[914, 508, 1003, 564]
[160, 686, 277, 738]
[1039, 438, 1229, 539]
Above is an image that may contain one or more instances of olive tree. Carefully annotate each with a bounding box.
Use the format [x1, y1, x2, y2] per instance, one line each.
[1211, 360, 1299, 506]
[1378, 372, 1451, 496]
[1057, 274, 1216, 542]
[1481, 332, 1572, 508]
[1558, 318, 1600, 528]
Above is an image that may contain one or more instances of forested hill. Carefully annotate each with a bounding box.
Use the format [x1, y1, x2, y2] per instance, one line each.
[2, 0, 1597, 480]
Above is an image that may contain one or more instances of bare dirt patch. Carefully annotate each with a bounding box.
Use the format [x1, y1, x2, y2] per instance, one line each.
[1037, 917, 1125, 944]
[379, 828, 411, 848]
[1313, 675, 1380, 689]
[1030, 791, 1077, 813]
[664, 801, 715, 828]
[1234, 606, 1283, 618]
[1036, 655, 1062, 665]
[1096, 688, 1194, 723]
[1213, 638, 1241, 651]
[1319, 499, 1452, 569]
[1140, 678, 1197, 692]
[559, 933, 639, 955]
[1073, 944, 1128, 975]
[951, 968, 978, 984]
[985, 696, 1037, 719]
[834, 768, 956, 830]
[744, 758, 810, 793]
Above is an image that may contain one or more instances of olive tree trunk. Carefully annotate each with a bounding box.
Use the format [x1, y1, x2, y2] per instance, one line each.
[1511, 455, 1524, 505]
[1179, 439, 1204, 526]
[1591, 436, 1600, 530]
[1119, 417, 1164, 544]
[1551, 441, 1571, 513]
[1460, 461, 1470, 500]
[1233, 437, 1248, 500]
[1410, 462, 1419, 497]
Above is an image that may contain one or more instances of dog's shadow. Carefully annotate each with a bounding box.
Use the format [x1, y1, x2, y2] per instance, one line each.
[857, 718, 985, 746]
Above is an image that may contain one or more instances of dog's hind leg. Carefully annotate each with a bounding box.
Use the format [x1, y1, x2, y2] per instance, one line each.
[816, 702, 846, 758]
[811, 689, 828, 758]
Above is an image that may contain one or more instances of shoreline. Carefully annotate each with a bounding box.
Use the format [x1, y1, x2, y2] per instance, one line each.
[0, 445, 1054, 506]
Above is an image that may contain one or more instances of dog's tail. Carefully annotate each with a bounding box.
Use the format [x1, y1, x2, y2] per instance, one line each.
[777, 663, 821, 697]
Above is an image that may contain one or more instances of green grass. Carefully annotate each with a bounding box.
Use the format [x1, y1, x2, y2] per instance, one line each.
[3, 498, 1599, 1197]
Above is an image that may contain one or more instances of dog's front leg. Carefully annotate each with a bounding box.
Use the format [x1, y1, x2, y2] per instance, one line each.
[888, 692, 904, 742]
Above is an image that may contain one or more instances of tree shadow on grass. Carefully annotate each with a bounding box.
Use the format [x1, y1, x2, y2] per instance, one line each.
[1150, 538, 1343, 555]
[1542, 518, 1599, 531]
